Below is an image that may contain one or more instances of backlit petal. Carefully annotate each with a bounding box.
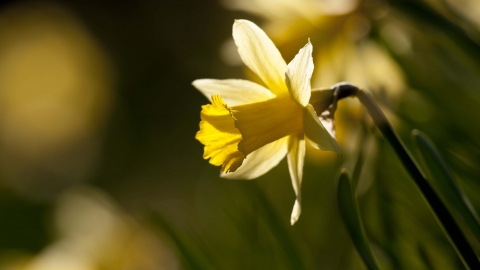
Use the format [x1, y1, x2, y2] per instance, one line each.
[232, 20, 288, 95]
[230, 95, 303, 156]
[286, 40, 313, 107]
[287, 135, 305, 225]
[222, 136, 288, 180]
[303, 104, 342, 155]
[192, 79, 275, 106]
[195, 95, 244, 173]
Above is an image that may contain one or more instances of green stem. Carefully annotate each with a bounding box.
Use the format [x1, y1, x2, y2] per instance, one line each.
[354, 89, 479, 269]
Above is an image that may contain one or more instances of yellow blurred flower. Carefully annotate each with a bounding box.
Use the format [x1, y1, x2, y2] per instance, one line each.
[0, 187, 178, 270]
[0, 3, 114, 197]
[221, 0, 406, 103]
[193, 20, 341, 224]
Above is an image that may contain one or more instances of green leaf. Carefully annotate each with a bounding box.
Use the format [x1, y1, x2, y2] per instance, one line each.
[412, 129, 480, 244]
[337, 169, 380, 270]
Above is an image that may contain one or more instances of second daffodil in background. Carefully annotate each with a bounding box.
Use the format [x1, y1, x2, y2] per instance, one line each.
[193, 20, 342, 225]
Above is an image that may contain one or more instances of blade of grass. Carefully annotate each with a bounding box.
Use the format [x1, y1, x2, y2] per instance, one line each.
[389, 0, 480, 66]
[417, 244, 435, 270]
[251, 183, 308, 270]
[337, 169, 380, 270]
[412, 130, 480, 244]
[149, 212, 214, 270]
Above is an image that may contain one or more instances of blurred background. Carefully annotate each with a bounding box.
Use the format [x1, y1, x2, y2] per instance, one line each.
[0, 0, 479, 269]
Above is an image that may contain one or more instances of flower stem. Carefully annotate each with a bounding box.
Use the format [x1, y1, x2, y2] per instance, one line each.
[322, 83, 480, 268]
[352, 87, 479, 269]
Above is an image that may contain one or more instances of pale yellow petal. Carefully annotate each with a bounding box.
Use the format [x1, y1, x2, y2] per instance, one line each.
[192, 79, 275, 106]
[195, 95, 244, 173]
[287, 135, 305, 225]
[303, 104, 342, 155]
[232, 19, 288, 95]
[230, 95, 303, 156]
[286, 40, 313, 107]
[222, 136, 288, 180]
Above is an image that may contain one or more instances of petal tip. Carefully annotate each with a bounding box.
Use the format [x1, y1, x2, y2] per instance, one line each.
[290, 200, 301, 225]
[233, 19, 248, 27]
[191, 79, 201, 87]
[290, 218, 297, 226]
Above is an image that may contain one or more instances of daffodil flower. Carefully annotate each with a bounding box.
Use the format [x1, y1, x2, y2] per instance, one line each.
[193, 20, 342, 224]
